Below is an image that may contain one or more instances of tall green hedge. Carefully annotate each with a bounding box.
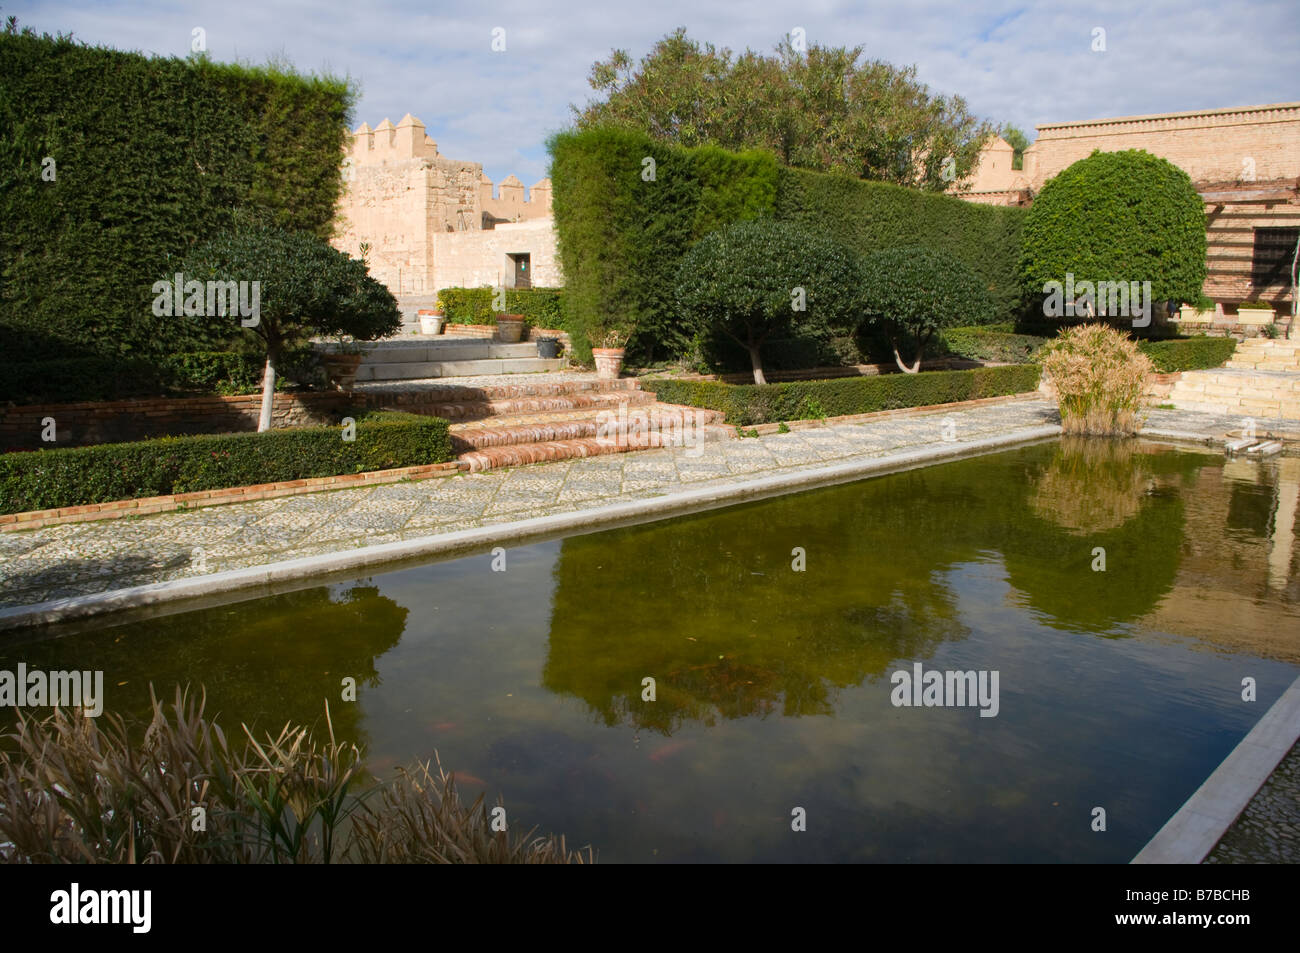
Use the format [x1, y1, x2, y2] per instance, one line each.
[0, 28, 353, 364]
[548, 127, 1026, 367]
[435, 287, 565, 328]
[0, 410, 452, 515]
[645, 365, 1041, 425]
[775, 168, 1026, 324]
[549, 127, 779, 363]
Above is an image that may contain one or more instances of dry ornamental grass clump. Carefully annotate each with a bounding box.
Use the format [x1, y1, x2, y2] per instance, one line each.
[1036, 323, 1153, 435]
[0, 688, 593, 865]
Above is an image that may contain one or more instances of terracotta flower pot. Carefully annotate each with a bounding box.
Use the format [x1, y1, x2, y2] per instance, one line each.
[592, 347, 625, 380]
[495, 314, 525, 343]
[321, 353, 363, 391]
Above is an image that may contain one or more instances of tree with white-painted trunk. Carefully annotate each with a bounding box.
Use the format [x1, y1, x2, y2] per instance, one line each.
[176, 221, 400, 431]
[860, 246, 993, 373]
[673, 219, 863, 385]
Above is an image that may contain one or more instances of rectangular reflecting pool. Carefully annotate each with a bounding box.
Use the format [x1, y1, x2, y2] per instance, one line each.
[3, 438, 1298, 862]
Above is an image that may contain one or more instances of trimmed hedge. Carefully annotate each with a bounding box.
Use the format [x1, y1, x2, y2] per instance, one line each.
[0, 410, 452, 515]
[0, 28, 353, 364]
[645, 365, 1042, 425]
[434, 287, 565, 328]
[940, 327, 1048, 364]
[549, 127, 780, 363]
[0, 349, 326, 404]
[775, 168, 1027, 324]
[548, 128, 1027, 366]
[1137, 337, 1237, 373]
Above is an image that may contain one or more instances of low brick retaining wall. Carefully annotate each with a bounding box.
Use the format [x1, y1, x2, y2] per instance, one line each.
[0, 460, 461, 532]
[0, 391, 355, 451]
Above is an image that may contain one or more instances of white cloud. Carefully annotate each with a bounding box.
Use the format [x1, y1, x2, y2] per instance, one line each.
[11, 0, 1298, 182]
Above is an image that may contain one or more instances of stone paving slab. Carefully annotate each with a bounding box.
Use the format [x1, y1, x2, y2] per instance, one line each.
[1, 398, 1279, 619]
[0, 398, 1057, 612]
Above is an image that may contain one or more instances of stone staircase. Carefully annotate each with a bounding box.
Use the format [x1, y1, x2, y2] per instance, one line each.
[356, 338, 563, 381]
[369, 378, 731, 472]
[1167, 339, 1300, 420]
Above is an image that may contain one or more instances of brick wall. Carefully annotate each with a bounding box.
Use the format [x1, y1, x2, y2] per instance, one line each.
[1, 392, 355, 451]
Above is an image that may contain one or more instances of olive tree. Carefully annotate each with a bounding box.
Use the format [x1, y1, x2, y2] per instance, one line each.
[673, 219, 864, 384]
[175, 222, 400, 430]
[860, 246, 994, 373]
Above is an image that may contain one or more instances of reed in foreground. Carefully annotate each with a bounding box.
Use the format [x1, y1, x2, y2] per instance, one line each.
[0, 688, 593, 864]
[1036, 323, 1154, 436]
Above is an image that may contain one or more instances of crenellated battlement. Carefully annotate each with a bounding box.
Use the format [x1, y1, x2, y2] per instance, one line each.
[334, 115, 558, 298]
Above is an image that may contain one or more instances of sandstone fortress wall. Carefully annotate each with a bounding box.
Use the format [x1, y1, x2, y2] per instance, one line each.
[954, 102, 1300, 310]
[332, 114, 560, 299]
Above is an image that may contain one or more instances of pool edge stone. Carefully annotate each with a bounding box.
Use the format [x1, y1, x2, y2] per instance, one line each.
[1132, 673, 1300, 865]
[0, 424, 1060, 632]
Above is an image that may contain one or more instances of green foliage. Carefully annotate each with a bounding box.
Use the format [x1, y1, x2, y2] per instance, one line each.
[999, 125, 1030, 170]
[548, 126, 778, 363]
[176, 221, 400, 367]
[549, 126, 1026, 369]
[860, 246, 994, 370]
[0, 348, 325, 404]
[1019, 150, 1207, 307]
[0, 28, 354, 364]
[577, 28, 992, 191]
[1236, 300, 1275, 310]
[673, 219, 864, 383]
[1137, 336, 1236, 372]
[645, 365, 1040, 425]
[775, 167, 1026, 323]
[939, 327, 1048, 364]
[0, 411, 452, 515]
[434, 287, 565, 327]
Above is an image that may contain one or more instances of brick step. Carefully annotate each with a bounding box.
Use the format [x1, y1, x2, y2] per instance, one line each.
[358, 377, 640, 403]
[457, 424, 734, 473]
[450, 402, 726, 451]
[397, 389, 657, 423]
[357, 356, 564, 381]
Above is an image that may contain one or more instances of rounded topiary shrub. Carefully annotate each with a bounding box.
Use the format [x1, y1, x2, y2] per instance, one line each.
[860, 245, 995, 372]
[1018, 150, 1206, 315]
[674, 218, 864, 384]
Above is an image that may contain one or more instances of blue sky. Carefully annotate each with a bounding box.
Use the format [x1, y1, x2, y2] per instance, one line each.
[11, 0, 1298, 188]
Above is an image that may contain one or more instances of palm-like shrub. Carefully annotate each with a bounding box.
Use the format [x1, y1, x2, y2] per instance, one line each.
[860, 246, 995, 372]
[674, 219, 864, 384]
[1036, 323, 1153, 435]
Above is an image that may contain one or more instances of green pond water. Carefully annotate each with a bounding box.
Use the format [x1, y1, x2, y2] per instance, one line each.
[4, 438, 1299, 862]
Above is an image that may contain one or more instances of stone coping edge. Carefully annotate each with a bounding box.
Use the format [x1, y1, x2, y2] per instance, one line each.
[1132, 673, 1300, 864]
[0, 462, 462, 533]
[0, 424, 1061, 632]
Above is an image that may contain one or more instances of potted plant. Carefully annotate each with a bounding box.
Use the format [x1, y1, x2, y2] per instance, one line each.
[536, 336, 561, 359]
[495, 313, 525, 343]
[591, 326, 631, 380]
[1236, 300, 1275, 326]
[320, 336, 366, 390]
[418, 309, 445, 335]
